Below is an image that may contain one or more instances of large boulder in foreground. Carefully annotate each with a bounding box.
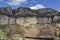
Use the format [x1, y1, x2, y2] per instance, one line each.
[24, 26, 56, 40]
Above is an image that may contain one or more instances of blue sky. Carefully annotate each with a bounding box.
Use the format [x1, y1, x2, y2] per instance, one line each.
[0, 0, 60, 10]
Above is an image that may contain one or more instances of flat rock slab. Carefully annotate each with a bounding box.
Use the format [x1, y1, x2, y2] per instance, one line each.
[24, 26, 56, 38]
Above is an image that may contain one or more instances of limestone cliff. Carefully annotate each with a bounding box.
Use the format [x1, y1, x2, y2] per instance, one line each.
[0, 7, 60, 25]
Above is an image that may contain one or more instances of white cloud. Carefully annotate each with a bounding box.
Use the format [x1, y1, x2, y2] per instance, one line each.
[58, 10, 60, 12]
[8, 0, 27, 5]
[30, 4, 45, 10]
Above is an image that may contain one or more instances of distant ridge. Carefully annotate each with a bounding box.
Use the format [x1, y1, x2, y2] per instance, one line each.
[0, 6, 60, 17]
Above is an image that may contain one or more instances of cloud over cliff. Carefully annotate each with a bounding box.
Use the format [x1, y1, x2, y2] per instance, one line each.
[30, 4, 45, 10]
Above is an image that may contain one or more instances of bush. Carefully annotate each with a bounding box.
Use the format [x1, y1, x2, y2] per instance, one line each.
[0, 31, 8, 39]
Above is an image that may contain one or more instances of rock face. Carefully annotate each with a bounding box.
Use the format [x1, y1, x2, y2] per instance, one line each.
[0, 15, 8, 24]
[24, 26, 55, 40]
[0, 7, 60, 40]
[0, 6, 12, 15]
[0, 7, 60, 25]
[24, 26, 55, 38]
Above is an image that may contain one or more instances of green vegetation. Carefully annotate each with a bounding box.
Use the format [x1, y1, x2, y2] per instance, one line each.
[9, 24, 25, 40]
[56, 28, 60, 38]
[0, 22, 56, 40]
[25, 26, 31, 30]
[0, 31, 8, 39]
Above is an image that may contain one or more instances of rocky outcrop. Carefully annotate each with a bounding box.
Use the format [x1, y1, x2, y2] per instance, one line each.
[13, 8, 59, 17]
[0, 7, 60, 40]
[0, 6, 59, 17]
[0, 6, 60, 25]
[24, 26, 55, 38]
[0, 6, 13, 16]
